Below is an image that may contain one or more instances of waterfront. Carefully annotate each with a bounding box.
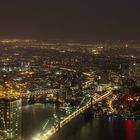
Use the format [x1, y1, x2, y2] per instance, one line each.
[51, 116, 140, 140]
[22, 103, 65, 140]
[22, 103, 140, 140]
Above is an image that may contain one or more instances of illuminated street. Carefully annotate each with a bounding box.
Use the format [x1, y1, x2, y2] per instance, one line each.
[1, 1, 140, 137]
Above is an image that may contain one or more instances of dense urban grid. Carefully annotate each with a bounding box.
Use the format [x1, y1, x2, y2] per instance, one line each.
[0, 40, 140, 140]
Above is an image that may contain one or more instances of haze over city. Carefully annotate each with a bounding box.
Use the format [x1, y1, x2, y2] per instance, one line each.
[0, 1, 140, 140]
[0, 0, 140, 40]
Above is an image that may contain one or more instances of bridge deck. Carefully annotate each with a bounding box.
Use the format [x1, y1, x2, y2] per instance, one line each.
[35, 90, 112, 140]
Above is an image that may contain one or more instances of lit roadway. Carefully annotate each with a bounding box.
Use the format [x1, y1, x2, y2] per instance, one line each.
[60, 67, 93, 77]
[108, 95, 117, 113]
[0, 89, 60, 100]
[33, 90, 112, 140]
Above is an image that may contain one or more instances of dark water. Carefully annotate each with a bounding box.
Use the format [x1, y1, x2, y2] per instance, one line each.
[51, 116, 140, 140]
[22, 104, 140, 140]
[22, 103, 63, 140]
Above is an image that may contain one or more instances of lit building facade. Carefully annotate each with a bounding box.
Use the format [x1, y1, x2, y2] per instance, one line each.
[0, 98, 22, 140]
[129, 63, 140, 86]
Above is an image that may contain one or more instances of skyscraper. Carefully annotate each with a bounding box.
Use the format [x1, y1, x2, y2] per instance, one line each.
[0, 98, 22, 140]
[129, 63, 140, 86]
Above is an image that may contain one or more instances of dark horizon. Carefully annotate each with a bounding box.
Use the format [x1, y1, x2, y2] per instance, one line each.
[0, 0, 140, 41]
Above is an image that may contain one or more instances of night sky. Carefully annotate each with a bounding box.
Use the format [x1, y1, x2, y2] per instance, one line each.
[0, 0, 140, 41]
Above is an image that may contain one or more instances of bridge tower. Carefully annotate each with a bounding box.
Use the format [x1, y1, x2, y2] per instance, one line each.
[28, 95, 36, 104]
[83, 97, 94, 120]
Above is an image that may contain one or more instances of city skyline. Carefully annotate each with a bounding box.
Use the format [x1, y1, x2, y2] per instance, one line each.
[0, 40, 139, 140]
[0, 1, 140, 140]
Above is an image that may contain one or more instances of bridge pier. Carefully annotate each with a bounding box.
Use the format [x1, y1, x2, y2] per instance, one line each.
[55, 105, 61, 130]
[58, 115, 61, 129]
[28, 95, 36, 104]
[82, 97, 94, 120]
[83, 106, 95, 121]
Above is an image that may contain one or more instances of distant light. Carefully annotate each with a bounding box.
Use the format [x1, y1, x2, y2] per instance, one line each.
[46, 130, 52, 136]
[92, 49, 96, 52]
[125, 44, 128, 48]
[127, 96, 134, 101]
[32, 138, 39, 140]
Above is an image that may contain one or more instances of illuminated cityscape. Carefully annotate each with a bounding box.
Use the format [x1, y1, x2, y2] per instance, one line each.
[0, 40, 139, 140]
[0, 0, 140, 140]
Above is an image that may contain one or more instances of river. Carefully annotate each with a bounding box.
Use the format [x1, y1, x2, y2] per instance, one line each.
[22, 103, 140, 140]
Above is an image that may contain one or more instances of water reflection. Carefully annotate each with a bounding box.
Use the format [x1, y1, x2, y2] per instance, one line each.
[51, 116, 140, 140]
[22, 103, 65, 140]
[125, 120, 136, 140]
[1, 101, 140, 140]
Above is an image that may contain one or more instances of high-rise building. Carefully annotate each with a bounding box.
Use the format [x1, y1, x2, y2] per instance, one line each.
[0, 98, 22, 140]
[129, 63, 140, 86]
